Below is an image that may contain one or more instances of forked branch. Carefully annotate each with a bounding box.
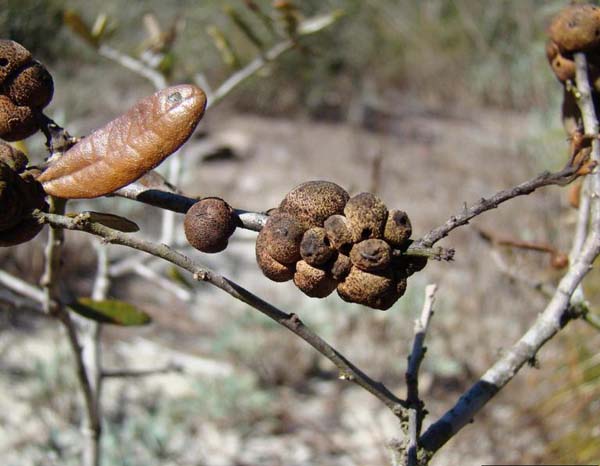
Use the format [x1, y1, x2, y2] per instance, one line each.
[417, 50, 600, 460]
[35, 210, 407, 417]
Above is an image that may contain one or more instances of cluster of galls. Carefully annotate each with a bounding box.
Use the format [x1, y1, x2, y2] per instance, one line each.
[255, 181, 425, 310]
[0, 142, 47, 246]
[0, 39, 54, 141]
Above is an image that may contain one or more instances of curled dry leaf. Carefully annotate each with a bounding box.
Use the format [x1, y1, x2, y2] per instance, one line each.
[38, 84, 207, 198]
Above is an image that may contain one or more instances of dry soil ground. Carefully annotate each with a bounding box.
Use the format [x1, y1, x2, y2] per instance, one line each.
[0, 99, 595, 465]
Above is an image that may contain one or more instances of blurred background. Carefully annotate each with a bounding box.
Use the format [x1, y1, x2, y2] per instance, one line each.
[1, 0, 600, 465]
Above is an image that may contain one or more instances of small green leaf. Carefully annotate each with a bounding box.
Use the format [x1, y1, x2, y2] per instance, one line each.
[224, 5, 264, 50]
[69, 298, 152, 326]
[91, 13, 109, 40]
[207, 26, 240, 69]
[167, 266, 194, 289]
[298, 10, 345, 36]
[64, 10, 99, 47]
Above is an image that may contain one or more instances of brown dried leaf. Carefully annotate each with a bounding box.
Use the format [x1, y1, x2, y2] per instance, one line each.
[38, 84, 207, 199]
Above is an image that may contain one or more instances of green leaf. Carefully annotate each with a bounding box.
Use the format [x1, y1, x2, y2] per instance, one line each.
[69, 298, 152, 326]
[167, 265, 194, 289]
[207, 26, 240, 69]
[64, 10, 99, 47]
[298, 10, 345, 36]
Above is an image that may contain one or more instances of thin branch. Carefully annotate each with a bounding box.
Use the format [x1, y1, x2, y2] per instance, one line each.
[40, 197, 67, 316]
[132, 262, 192, 301]
[40, 197, 102, 466]
[114, 182, 268, 230]
[92, 243, 110, 300]
[0, 269, 46, 304]
[77, 241, 108, 466]
[574, 52, 600, 225]
[207, 40, 292, 110]
[415, 163, 588, 249]
[35, 210, 407, 416]
[102, 362, 183, 379]
[419, 230, 600, 455]
[204, 11, 342, 109]
[114, 181, 454, 262]
[583, 311, 600, 331]
[98, 44, 167, 90]
[60, 311, 102, 466]
[405, 284, 437, 466]
[0, 289, 45, 315]
[488, 249, 555, 299]
[418, 50, 600, 459]
[570, 177, 591, 263]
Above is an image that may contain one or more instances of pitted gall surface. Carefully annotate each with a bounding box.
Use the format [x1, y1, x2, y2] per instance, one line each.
[294, 260, 338, 298]
[324, 214, 353, 254]
[256, 230, 295, 282]
[256, 181, 425, 308]
[279, 180, 349, 227]
[260, 212, 305, 264]
[0, 40, 32, 85]
[0, 141, 28, 172]
[0, 154, 48, 247]
[0, 40, 54, 141]
[337, 266, 399, 310]
[0, 96, 37, 141]
[350, 239, 391, 272]
[548, 4, 600, 53]
[0, 162, 25, 231]
[384, 209, 412, 247]
[330, 253, 352, 281]
[4, 61, 54, 108]
[184, 198, 237, 253]
[344, 192, 388, 242]
[300, 227, 335, 267]
[394, 254, 428, 278]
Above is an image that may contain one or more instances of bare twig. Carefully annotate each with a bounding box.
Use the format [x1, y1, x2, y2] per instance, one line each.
[102, 362, 183, 379]
[0, 269, 46, 304]
[35, 210, 407, 416]
[418, 50, 600, 460]
[207, 40, 292, 109]
[40, 197, 102, 466]
[570, 177, 591, 263]
[204, 11, 342, 109]
[488, 249, 555, 299]
[76, 241, 108, 465]
[114, 182, 267, 230]
[584, 311, 600, 331]
[132, 262, 192, 301]
[405, 284, 437, 466]
[114, 181, 454, 262]
[40, 197, 67, 316]
[98, 44, 167, 90]
[415, 164, 588, 249]
[92, 243, 110, 300]
[574, 53, 600, 224]
[419, 231, 600, 455]
[476, 227, 559, 255]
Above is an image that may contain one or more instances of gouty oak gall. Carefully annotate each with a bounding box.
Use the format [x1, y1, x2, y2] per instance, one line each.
[38, 84, 207, 199]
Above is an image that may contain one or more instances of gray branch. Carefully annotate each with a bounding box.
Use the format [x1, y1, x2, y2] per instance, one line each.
[35, 210, 408, 417]
[418, 50, 600, 459]
[405, 284, 437, 466]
